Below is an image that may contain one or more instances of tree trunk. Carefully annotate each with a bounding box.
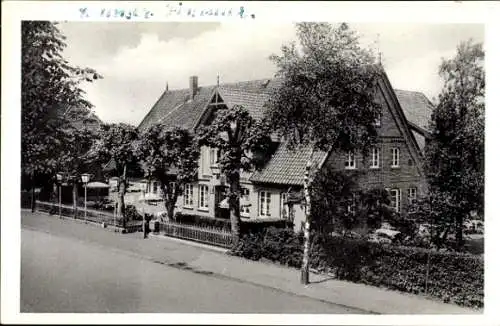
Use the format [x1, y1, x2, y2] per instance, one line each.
[455, 214, 464, 250]
[228, 173, 241, 247]
[72, 181, 78, 219]
[118, 165, 127, 228]
[30, 172, 36, 213]
[300, 151, 314, 285]
[161, 180, 177, 222]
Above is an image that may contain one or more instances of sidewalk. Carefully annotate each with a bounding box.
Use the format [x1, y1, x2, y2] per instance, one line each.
[22, 210, 482, 314]
[147, 233, 480, 314]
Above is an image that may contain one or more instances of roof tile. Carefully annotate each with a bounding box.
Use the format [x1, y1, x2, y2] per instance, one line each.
[250, 143, 327, 186]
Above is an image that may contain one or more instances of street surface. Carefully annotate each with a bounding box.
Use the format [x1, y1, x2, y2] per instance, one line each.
[21, 212, 360, 313]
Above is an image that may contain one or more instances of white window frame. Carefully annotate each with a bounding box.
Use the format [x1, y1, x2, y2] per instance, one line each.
[184, 184, 194, 207]
[168, 182, 176, 195]
[198, 185, 209, 210]
[259, 191, 271, 217]
[345, 151, 356, 170]
[280, 192, 289, 219]
[209, 148, 219, 166]
[408, 187, 417, 205]
[391, 147, 400, 168]
[240, 187, 250, 217]
[347, 194, 356, 214]
[370, 147, 380, 169]
[374, 113, 381, 127]
[390, 188, 401, 213]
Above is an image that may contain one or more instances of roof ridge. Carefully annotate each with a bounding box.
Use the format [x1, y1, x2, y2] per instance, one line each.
[160, 77, 277, 92]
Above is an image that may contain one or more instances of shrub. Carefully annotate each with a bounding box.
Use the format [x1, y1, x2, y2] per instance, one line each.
[240, 218, 294, 235]
[173, 212, 232, 231]
[231, 229, 484, 308]
[124, 205, 142, 221]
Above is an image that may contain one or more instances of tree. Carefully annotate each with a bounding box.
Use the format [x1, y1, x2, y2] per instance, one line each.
[424, 40, 484, 250]
[57, 127, 97, 217]
[265, 22, 381, 284]
[134, 124, 199, 221]
[310, 168, 359, 235]
[198, 105, 272, 245]
[93, 123, 139, 225]
[22, 21, 101, 210]
[310, 167, 393, 236]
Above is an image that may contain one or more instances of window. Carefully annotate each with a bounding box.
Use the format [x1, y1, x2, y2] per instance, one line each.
[184, 184, 193, 207]
[347, 194, 356, 214]
[390, 189, 401, 212]
[198, 185, 209, 210]
[241, 187, 250, 201]
[280, 193, 289, 219]
[408, 187, 417, 205]
[259, 191, 271, 217]
[370, 147, 380, 168]
[169, 182, 176, 195]
[152, 182, 158, 194]
[345, 151, 356, 169]
[240, 188, 250, 216]
[391, 148, 400, 168]
[374, 113, 381, 126]
[209, 148, 219, 165]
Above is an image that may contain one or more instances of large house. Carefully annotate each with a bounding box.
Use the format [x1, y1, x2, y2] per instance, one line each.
[138, 70, 433, 231]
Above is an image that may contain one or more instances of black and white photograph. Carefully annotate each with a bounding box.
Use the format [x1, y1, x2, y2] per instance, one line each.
[2, 1, 498, 325]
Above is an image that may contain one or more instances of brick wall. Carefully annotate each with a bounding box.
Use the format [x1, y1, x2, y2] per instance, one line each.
[324, 85, 427, 216]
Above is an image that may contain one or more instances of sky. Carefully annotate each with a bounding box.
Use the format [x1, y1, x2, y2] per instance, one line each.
[58, 22, 484, 125]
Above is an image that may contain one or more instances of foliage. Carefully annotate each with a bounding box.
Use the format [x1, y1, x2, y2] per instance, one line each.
[310, 168, 359, 233]
[93, 123, 139, 175]
[310, 167, 395, 235]
[231, 228, 484, 308]
[134, 124, 199, 220]
[22, 21, 102, 177]
[265, 22, 383, 283]
[173, 212, 232, 231]
[265, 22, 381, 154]
[123, 205, 142, 221]
[197, 104, 272, 243]
[424, 40, 484, 249]
[92, 123, 139, 219]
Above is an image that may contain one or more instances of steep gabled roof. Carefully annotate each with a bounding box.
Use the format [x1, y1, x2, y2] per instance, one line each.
[138, 86, 216, 132]
[138, 78, 281, 131]
[139, 73, 432, 186]
[394, 89, 434, 132]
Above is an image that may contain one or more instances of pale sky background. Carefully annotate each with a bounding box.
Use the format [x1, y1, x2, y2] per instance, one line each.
[58, 22, 484, 125]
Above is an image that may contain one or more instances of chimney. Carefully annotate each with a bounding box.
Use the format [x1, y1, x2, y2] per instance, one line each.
[189, 76, 198, 99]
[165, 82, 169, 91]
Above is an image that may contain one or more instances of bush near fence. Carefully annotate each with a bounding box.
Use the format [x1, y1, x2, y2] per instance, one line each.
[173, 212, 293, 234]
[230, 227, 483, 309]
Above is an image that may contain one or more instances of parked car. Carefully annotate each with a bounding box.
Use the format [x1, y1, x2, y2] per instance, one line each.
[368, 228, 403, 244]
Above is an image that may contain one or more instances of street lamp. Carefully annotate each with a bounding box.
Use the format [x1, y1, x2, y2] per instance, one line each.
[56, 172, 64, 218]
[81, 173, 91, 223]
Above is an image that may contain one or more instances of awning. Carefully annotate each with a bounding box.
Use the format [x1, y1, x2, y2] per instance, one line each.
[86, 181, 110, 189]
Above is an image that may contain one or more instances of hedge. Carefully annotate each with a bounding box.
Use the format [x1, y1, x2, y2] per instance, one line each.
[172, 212, 294, 234]
[230, 227, 483, 309]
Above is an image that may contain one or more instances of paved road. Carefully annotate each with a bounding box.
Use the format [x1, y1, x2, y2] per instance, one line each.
[21, 213, 358, 313]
